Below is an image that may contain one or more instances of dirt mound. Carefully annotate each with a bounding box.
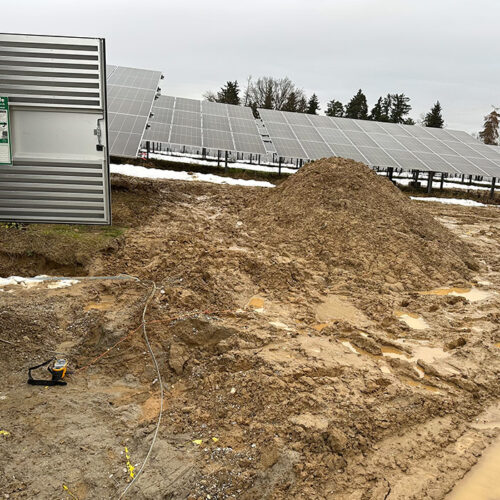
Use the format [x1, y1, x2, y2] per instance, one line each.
[251, 158, 478, 289]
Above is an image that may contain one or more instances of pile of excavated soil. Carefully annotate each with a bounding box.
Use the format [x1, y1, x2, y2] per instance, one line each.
[251, 158, 478, 289]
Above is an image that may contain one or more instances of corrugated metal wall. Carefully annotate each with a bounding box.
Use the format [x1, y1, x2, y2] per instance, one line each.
[0, 33, 111, 224]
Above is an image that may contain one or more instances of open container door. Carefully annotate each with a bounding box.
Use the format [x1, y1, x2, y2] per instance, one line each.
[0, 33, 111, 224]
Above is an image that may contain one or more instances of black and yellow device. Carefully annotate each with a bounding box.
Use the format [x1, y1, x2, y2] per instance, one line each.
[27, 358, 68, 386]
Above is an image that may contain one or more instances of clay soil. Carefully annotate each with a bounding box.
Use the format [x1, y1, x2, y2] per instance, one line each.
[0, 159, 499, 499]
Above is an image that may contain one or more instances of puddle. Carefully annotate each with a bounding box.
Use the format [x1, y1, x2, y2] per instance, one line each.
[394, 310, 428, 330]
[341, 338, 451, 381]
[472, 402, 500, 430]
[397, 340, 449, 364]
[380, 345, 411, 361]
[419, 287, 491, 302]
[446, 436, 500, 499]
[247, 296, 264, 311]
[340, 340, 391, 374]
[401, 377, 441, 393]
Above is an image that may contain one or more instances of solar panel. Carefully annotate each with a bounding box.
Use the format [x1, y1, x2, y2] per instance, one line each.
[258, 107, 500, 178]
[203, 114, 231, 132]
[170, 124, 202, 148]
[357, 147, 398, 168]
[282, 111, 312, 126]
[230, 118, 260, 134]
[271, 137, 307, 158]
[306, 114, 338, 128]
[145, 96, 266, 155]
[174, 97, 201, 113]
[328, 144, 369, 164]
[291, 125, 323, 142]
[227, 104, 255, 119]
[368, 133, 405, 150]
[202, 100, 227, 116]
[172, 110, 201, 128]
[264, 122, 296, 140]
[233, 133, 269, 153]
[203, 129, 235, 150]
[106, 65, 162, 157]
[301, 141, 334, 159]
[316, 128, 352, 145]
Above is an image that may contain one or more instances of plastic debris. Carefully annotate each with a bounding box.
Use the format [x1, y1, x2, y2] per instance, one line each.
[124, 447, 135, 479]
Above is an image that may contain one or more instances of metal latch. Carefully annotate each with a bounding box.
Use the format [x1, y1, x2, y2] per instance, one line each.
[95, 118, 104, 151]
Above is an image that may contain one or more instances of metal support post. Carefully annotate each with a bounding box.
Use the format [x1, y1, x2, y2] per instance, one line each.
[427, 172, 434, 194]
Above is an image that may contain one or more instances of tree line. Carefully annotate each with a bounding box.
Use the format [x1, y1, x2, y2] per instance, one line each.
[204, 77, 498, 142]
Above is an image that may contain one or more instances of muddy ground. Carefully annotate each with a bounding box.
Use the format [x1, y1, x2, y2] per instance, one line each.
[0, 162, 499, 499]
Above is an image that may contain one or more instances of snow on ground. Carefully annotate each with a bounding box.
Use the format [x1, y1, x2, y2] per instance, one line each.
[148, 152, 297, 174]
[410, 197, 495, 207]
[395, 177, 491, 191]
[110, 163, 275, 188]
[0, 275, 80, 291]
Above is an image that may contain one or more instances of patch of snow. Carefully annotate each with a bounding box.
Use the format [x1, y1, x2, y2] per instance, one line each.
[110, 164, 275, 188]
[0, 275, 80, 290]
[148, 151, 297, 174]
[395, 177, 491, 192]
[47, 279, 80, 289]
[410, 197, 494, 207]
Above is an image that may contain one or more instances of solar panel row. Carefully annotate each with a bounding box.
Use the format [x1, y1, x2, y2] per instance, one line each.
[143, 96, 267, 155]
[258, 109, 500, 178]
[106, 65, 162, 157]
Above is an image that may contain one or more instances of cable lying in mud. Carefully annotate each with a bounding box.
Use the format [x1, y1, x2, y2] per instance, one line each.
[118, 278, 163, 499]
[13, 274, 164, 498]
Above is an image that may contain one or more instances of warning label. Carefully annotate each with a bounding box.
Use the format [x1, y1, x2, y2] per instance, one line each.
[0, 97, 12, 165]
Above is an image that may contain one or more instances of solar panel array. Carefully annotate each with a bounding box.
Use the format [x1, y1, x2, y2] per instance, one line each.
[258, 109, 500, 178]
[144, 97, 267, 155]
[107, 65, 162, 157]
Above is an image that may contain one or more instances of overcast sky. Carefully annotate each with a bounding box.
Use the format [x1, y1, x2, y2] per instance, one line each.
[6, 0, 499, 133]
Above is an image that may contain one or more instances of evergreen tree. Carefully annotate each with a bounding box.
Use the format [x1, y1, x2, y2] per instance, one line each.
[390, 93, 412, 123]
[297, 96, 308, 113]
[216, 81, 241, 105]
[282, 91, 299, 112]
[326, 99, 344, 117]
[306, 94, 320, 115]
[344, 89, 368, 120]
[479, 109, 500, 145]
[369, 97, 385, 121]
[423, 101, 444, 128]
[380, 94, 392, 122]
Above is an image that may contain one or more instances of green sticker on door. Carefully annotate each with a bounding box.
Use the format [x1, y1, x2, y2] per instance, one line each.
[0, 97, 12, 166]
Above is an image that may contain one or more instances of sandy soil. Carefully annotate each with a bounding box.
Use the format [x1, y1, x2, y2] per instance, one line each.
[0, 160, 499, 499]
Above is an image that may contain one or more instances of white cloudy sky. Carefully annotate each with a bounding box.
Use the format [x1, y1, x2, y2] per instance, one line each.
[5, 0, 499, 132]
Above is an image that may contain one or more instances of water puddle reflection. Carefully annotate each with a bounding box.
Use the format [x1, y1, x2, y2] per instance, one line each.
[419, 287, 491, 302]
[394, 310, 428, 330]
[446, 436, 500, 499]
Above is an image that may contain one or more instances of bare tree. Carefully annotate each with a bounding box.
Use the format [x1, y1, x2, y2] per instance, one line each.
[243, 75, 253, 107]
[202, 90, 217, 102]
[245, 76, 307, 112]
